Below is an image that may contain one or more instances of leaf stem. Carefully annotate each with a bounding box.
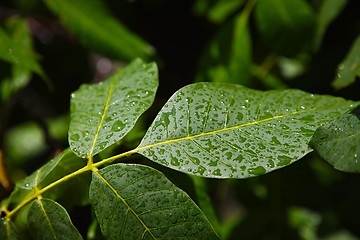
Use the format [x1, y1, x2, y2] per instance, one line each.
[5, 148, 138, 219]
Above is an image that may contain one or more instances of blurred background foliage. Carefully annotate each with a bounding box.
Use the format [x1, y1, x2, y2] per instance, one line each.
[0, 0, 359, 239]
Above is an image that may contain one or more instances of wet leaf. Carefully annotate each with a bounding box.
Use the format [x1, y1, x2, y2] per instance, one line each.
[8, 149, 87, 208]
[311, 105, 360, 172]
[0, 218, 21, 240]
[332, 35, 360, 90]
[44, 0, 155, 61]
[90, 164, 218, 240]
[255, 0, 315, 56]
[138, 82, 357, 178]
[313, 0, 347, 51]
[69, 59, 158, 158]
[28, 198, 83, 240]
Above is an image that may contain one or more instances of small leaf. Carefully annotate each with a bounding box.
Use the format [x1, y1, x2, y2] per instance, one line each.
[69, 59, 158, 158]
[332, 35, 360, 90]
[310, 105, 360, 172]
[0, 218, 21, 240]
[28, 198, 83, 240]
[255, 0, 315, 56]
[0, 17, 47, 101]
[193, 0, 246, 23]
[8, 149, 87, 208]
[313, 0, 347, 51]
[196, 8, 253, 85]
[138, 82, 357, 178]
[44, 0, 155, 61]
[90, 164, 218, 240]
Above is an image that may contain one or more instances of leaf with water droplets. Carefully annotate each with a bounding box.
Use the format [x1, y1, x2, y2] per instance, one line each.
[7, 149, 88, 209]
[69, 59, 158, 158]
[332, 35, 360, 90]
[28, 198, 83, 240]
[0, 218, 21, 240]
[311, 105, 360, 172]
[138, 82, 357, 178]
[89, 164, 218, 240]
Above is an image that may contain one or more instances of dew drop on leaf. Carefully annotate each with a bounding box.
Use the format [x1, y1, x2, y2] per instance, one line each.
[111, 120, 125, 132]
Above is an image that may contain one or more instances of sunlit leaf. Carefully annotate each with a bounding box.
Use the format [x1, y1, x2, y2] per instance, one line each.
[68, 59, 158, 158]
[138, 82, 357, 178]
[313, 0, 347, 51]
[90, 164, 218, 240]
[0, 218, 21, 240]
[311, 105, 360, 172]
[44, 0, 155, 61]
[28, 198, 83, 240]
[332, 35, 360, 90]
[254, 0, 315, 56]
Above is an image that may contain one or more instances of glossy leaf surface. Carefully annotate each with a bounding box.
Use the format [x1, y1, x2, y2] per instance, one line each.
[44, 0, 154, 61]
[28, 198, 83, 240]
[69, 59, 158, 158]
[311, 105, 360, 172]
[90, 164, 218, 240]
[332, 35, 360, 89]
[0, 218, 20, 240]
[138, 82, 356, 178]
[255, 0, 315, 56]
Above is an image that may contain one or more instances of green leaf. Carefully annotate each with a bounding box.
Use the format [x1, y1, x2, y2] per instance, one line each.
[193, 0, 246, 23]
[69, 59, 158, 158]
[310, 105, 360, 172]
[254, 0, 315, 56]
[90, 164, 218, 240]
[196, 6, 253, 85]
[332, 35, 360, 90]
[44, 0, 155, 61]
[0, 17, 46, 101]
[0, 218, 21, 240]
[28, 198, 83, 240]
[138, 82, 357, 178]
[313, 0, 347, 51]
[8, 149, 87, 208]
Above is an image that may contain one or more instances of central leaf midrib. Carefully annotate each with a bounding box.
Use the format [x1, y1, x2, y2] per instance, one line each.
[38, 200, 57, 240]
[95, 171, 156, 240]
[138, 108, 315, 151]
[88, 79, 115, 158]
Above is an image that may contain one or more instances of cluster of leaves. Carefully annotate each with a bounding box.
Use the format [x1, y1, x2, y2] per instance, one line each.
[0, 0, 359, 239]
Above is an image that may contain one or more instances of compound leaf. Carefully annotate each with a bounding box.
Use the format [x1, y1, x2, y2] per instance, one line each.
[28, 198, 83, 240]
[69, 59, 158, 158]
[0, 218, 21, 240]
[311, 105, 360, 172]
[138, 82, 357, 178]
[90, 164, 218, 240]
[44, 0, 155, 61]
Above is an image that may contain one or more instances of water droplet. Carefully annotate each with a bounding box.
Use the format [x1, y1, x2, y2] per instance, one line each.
[70, 134, 80, 141]
[25, 183, 30, 188]
[248, 166, 266, 176]
[111, 120, 125, 132]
